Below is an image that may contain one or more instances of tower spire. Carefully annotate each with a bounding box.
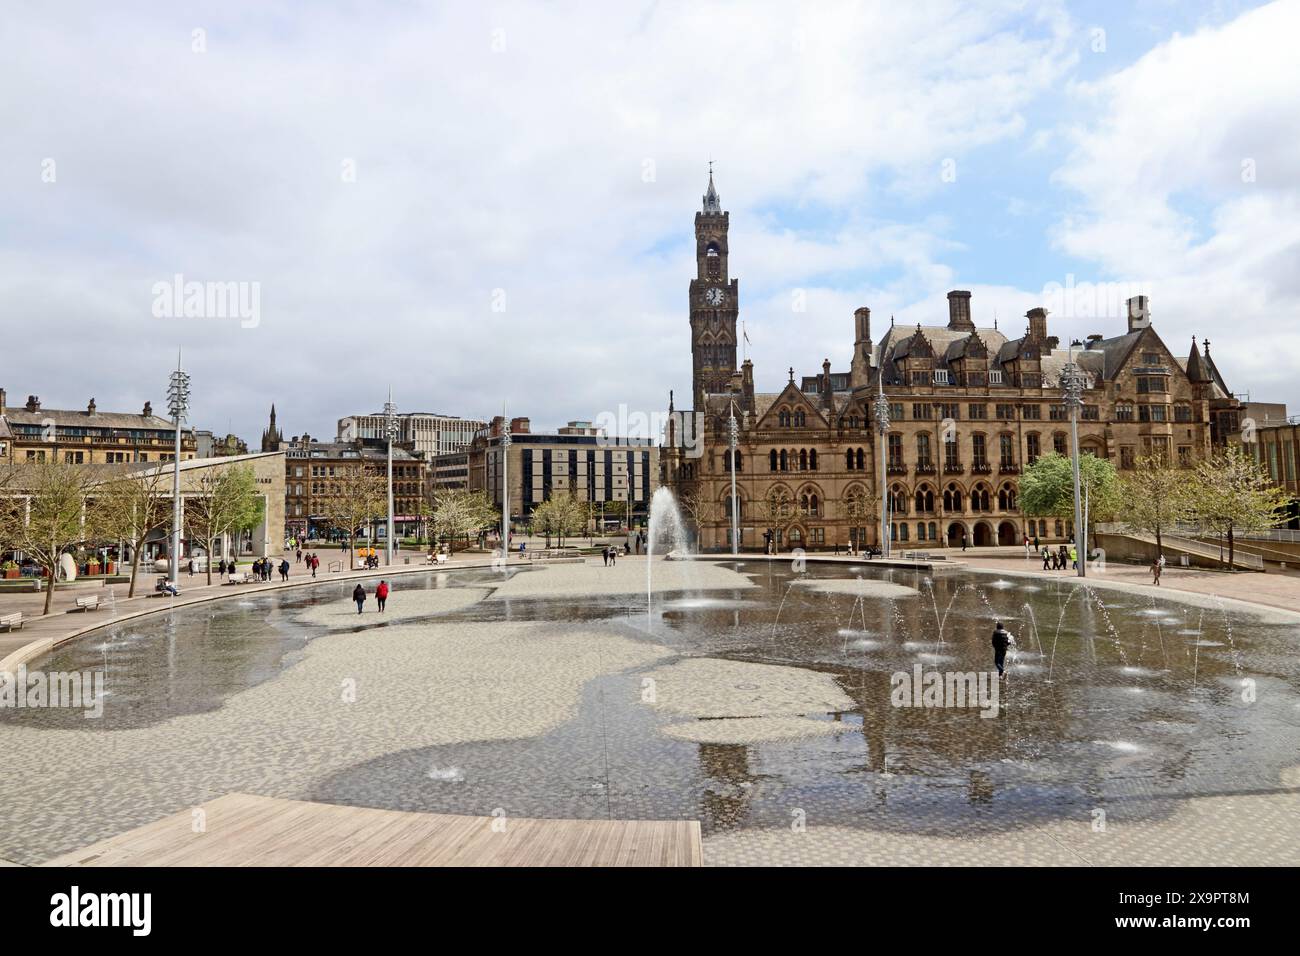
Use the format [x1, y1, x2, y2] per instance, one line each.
[703, 162, 721, 213]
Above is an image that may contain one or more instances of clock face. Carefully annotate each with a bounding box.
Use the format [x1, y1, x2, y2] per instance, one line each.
[705, 287, 725, 306]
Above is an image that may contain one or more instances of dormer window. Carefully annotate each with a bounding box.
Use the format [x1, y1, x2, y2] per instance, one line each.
[988, 370, 1003, 384]
[933, 369, 949, 384]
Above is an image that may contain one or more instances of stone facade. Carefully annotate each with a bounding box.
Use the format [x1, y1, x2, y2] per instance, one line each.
[0, 388, 197, 465]
[663, 178, 1241, 551]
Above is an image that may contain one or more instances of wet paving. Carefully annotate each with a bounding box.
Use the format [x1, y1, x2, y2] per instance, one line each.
[5, 560, 1299, 845]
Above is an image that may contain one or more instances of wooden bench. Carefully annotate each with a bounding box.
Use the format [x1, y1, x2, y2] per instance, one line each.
[0, 613, 22, 632]
[74, 595, 101, 612]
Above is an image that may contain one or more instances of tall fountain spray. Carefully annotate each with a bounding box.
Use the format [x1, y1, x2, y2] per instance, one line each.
[646, 487, 691, 632]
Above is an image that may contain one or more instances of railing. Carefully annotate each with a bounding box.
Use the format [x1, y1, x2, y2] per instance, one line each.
[886, 463, 908, 475]
[999, 463, 1019, 474]
[914, 463, 936, 475]
[943, 463, 964, 475]
[1095, 523, 1265, 569]
[971, 463, 992, 475]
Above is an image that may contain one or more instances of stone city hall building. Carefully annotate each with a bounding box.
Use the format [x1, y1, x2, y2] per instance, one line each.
[662, 174, 1241, 551]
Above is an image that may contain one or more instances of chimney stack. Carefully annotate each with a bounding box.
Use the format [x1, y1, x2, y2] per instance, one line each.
[742, 359, 755, 411]
[0, 387, 7, 416]
[1127, 295, 1150, 332]
[1026, 307, 1048, 341]
[25, 395, 39, 412]
[821, 358, 834, 409]
[851, 307, 873, 388]
[87, 398, 97, 415]
[143, 401, 153, 417]
[947, 290, 974, 331]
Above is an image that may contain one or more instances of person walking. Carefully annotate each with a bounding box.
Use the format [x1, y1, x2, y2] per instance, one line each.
[1041, 546, 1051, 571]
[991, 621, 1013, 676]
[610, 546, 617, 567]
[1023, 534, 1031, 555]
[1058, 544, 1068, 570]
[961, 532, 968, 552]
[1151, 558, 1162, 586]
[310, 554, 318, 578]
[602, 547, 609, 567]
[1069, 544, 1078, 571]
[1033, 534, 1040, 551]
[376, 580, 389, 612]
[295, 548, 302, 564]
[279, 559, 290, 582]
[352, 583, 366, 614]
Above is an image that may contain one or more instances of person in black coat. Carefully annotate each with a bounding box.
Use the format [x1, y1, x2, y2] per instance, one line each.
[991, 621, 1013, 676]
[352, 584, 366, 614]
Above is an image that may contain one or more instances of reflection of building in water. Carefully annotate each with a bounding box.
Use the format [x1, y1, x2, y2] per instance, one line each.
[697, 742, 757, 830]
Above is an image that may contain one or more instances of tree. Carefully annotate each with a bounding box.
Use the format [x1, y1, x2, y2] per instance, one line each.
[314, 466, 386, 567]
[530, 493, 589, 548]
[842, 485, 876, 549]
[0, 459, 103, 615]
[1019, 452, 1119, 548]
[186, 465, 264, 585]
[431, 489, 497, 554]
[1118, 456, 1195, 561]
[676, 491, 718, 548]
[755, 486, 797, 552]
[1193, 447, 1289, 568]
[93, 466, 173, 597]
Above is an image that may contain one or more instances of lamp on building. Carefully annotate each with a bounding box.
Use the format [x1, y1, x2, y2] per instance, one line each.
[166, 354, 191, 586]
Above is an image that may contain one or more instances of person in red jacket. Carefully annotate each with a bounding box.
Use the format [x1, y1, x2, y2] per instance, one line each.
[375, 580, 389, 612]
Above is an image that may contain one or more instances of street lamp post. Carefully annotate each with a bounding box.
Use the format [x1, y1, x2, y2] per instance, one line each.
[384, 390, 398, 566]
[873, 376, 891, 559]
[500, 406, 511, 562]
[1064, 340, 1086, 578]
[728, 402, 739, 555]
[166, 354, 190, 585]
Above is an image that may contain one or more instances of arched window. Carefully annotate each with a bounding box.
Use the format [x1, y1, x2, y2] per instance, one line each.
[799, 449, 808, 471]
[917, 522, 928, 541]
[800, 493, 810, 515]
[846, 448, 855, 470]
[769, 449, 778, 471]
[809, 448, 818, 470]
[944, 484, 963, 512]
[779, 449, 788, 471]
[794, 410, 806, 427]
[778, 409, 790, 428]
[856, 448, 865, 470]
[917, 433, 931, 464]
[810, 494, 820, 517]
[890, 484, 908, 515]
[734, 449, 743, 473]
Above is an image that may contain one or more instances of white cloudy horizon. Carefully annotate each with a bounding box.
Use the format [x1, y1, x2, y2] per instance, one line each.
[2, 0, 1298, 442]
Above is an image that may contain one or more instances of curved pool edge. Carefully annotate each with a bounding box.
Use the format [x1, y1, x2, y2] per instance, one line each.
[0, 558, 503, 678]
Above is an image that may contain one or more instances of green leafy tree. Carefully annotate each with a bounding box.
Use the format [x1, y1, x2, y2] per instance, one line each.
[530, 492, 589, 548]
[1193, 447, 1289, 568]
[1118, 456, 1195, 561]
[1019, 452, 1120, 550]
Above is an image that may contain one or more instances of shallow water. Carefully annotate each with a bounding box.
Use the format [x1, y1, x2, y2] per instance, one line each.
[5, 560, 1298, 838]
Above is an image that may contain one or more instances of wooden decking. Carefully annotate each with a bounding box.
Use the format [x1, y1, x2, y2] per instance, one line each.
[42, 793, 703, 867]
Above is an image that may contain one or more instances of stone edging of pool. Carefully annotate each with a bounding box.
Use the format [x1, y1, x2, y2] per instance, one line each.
[0, 559, 501, 677]
[685, 551, 1300, 624]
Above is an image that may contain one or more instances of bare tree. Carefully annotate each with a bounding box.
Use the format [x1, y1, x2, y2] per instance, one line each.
[186, 465, 264, 584]
[431, 489, 497, 554]
[0, 459, 102, 615]
[313, 465, 386, 568]
[93, 466, 173, 597]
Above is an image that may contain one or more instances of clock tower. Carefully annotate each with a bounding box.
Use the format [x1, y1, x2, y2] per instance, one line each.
[690, 167, 739, 407]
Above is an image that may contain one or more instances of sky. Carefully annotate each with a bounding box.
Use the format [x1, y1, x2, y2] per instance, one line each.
[2, 0, 1298, 442]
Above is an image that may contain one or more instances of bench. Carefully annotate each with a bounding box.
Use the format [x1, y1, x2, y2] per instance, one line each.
[74, 595, 101, 612]
[0, 613, 22, 632]
[223, 572, 256, 585]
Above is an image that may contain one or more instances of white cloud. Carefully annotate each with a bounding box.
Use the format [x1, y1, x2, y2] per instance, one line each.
[0, 0, 1074, 439]
[1050, 0, 1300, 404]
